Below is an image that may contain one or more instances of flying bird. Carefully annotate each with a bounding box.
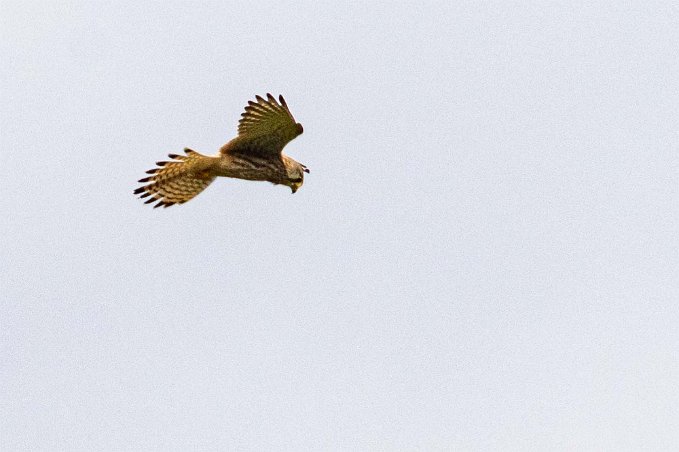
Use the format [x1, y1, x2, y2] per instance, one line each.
[134, 93, 308, 208]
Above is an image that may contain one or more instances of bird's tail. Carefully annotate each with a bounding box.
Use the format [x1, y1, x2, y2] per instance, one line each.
[134, 148, 218, 208]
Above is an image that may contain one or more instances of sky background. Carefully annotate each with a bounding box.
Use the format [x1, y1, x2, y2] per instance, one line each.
[1, 1, 677, 450]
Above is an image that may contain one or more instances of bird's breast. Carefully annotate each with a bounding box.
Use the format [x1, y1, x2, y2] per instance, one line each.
[217, 154, 286, 183]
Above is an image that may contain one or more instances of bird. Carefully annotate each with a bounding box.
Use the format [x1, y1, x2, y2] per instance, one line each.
[134, 93, 309, 208]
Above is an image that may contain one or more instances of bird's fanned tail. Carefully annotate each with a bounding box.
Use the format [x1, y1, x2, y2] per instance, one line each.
[134, 148, 217, 208]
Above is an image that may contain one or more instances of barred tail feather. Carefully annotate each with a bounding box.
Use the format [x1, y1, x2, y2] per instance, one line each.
[134, 148, 217, 208]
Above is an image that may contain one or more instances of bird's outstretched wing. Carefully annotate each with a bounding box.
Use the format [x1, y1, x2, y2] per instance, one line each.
[223, 93, 303, 157]
[133, 149, 217, 208]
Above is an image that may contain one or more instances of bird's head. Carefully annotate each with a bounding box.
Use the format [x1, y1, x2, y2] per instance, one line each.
[287, 163, 310, 194]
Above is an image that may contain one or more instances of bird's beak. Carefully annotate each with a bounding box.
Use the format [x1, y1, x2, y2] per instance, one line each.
[290, 181, 302, 194]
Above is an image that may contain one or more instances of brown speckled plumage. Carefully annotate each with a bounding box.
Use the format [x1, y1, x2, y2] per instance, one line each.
[134, 94, 308, 208]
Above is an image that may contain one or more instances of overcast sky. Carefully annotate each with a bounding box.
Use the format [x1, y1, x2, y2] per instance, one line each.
[1, 1, 678, 450]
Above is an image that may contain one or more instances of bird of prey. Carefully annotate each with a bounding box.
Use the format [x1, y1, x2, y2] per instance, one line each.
[134, 93, 308, 208]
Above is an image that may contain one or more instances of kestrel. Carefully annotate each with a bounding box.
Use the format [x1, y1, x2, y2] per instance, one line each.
[134, 93, 308, 208]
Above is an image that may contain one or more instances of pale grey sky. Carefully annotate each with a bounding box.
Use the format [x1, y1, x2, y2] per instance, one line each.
[1, 1, 678, 450]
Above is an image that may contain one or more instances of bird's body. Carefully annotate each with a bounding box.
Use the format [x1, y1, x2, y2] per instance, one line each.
[134, 94, 308, 208]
